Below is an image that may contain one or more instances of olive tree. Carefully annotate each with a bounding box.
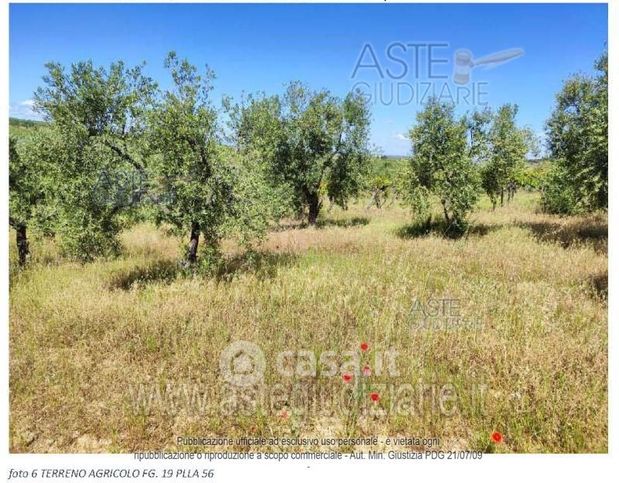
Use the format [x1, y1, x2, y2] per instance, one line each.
[405, 98, 479, 234]
[227, 82, 371, 225]
[149, 53, 276, 265]
[224, 92, 295, 221]
[33, 60, 156, 260]
[480, 105, 529, 208]
[544, 51, 607, 213]
[9, 136, 41, 266]
[9, 125, 73, 265]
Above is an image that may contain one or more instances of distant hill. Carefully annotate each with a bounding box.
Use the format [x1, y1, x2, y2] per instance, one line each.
[9, 117, 45, 128]
[380, 154, 407, 160]
[9, 117, 47, 138]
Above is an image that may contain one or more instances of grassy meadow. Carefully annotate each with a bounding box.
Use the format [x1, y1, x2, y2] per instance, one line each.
[9, 192, 607, 453]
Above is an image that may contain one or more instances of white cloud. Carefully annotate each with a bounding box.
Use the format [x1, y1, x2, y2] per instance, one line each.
[394, 133, 408, 141]
[10, 99, 42, 120]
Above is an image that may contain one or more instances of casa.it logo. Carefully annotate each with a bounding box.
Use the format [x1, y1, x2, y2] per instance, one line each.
[219, 340, 399, 387]
[219, 340, 266, 387]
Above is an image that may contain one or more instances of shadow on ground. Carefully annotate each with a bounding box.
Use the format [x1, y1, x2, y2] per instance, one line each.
[273, 216, 370, 231]
[107, 259, 180, 290]
[589, 271, 608, 300]
[214, 251, 298, 282]
[108, 251, 298, 290]
[316, 216, 370, 229]
[519, 218, 607, 253]
[396, 219, 502, 240]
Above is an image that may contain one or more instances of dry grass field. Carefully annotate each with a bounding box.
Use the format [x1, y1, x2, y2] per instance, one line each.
[9, 192, 607, 453]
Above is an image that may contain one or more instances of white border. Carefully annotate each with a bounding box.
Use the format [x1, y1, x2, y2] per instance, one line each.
[1, 1, 615, 481]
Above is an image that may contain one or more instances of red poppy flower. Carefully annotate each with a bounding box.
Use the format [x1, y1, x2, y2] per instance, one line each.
[342, 373, 353, 383]
[362, 365, 372, 377]
[491, 431, 503, 443]
[360, 342, 369, 352]
[370, 392, 380, 402]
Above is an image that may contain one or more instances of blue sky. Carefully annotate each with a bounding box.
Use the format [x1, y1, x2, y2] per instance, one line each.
[10, 3, 607, 155]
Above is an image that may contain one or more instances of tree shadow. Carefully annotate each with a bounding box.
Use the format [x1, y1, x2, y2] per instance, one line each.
[396, 218, 500, 240]
[271, 219, 307, 232]
[108, 259, 180, 290]
[316, 216, 370, 229]
[465, 223, 504, 237]
[214, 251, 298, 282]
[589, 271, 608, 300]
[108, 251, 298, 290]
[518, 219, 607, 254]
[271, 216, 370, 231]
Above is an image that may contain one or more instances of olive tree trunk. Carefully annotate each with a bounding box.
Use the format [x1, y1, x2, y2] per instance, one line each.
[186, 222, 200, 263]
[307, 192, 321, 226]
[16, 223, 29, 266]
